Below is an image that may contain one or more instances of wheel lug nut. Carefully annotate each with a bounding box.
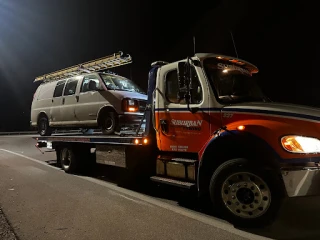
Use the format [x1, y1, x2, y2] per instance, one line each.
[232, 195, 235, 199]
[243, 183, 247, 187]
[232, 189, 236, 192]
[237, 184, 240, 188]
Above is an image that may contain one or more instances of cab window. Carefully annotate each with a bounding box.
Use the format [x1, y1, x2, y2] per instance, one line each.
[165, 66, 202, 104]
[64, 78, 78, 96]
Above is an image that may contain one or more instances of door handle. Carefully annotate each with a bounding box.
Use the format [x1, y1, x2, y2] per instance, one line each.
[75, 95, 79, 102]
[160, 119, 169, 134]
[62, 98, 65, 104]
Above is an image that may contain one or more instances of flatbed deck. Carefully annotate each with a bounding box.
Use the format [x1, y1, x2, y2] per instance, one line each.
[34, 133, 145, 145]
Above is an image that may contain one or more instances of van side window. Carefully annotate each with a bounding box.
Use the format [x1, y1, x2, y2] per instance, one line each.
[53, 80, 66, 98]
[165, 66, 202, 104]
[64, 78, 78, 96]
[81, 75, 100, 92]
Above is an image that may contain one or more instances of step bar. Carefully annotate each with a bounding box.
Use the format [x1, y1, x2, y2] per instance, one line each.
[150, 176, 196, 189]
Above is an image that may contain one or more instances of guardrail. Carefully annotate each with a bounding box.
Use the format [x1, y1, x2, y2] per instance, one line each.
[0, 130, 82, 136]
[0, 131, 37, 135]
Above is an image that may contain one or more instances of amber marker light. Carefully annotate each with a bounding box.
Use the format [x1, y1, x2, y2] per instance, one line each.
[128, 107, 137, 112]
[237, 125, 245, 131]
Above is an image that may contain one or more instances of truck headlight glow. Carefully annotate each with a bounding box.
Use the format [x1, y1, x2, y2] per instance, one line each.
[281, 135, 320, 153]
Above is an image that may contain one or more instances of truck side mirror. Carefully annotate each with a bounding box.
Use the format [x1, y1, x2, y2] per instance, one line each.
[177, 62, 188, 101]
[177, 60, 193, 102]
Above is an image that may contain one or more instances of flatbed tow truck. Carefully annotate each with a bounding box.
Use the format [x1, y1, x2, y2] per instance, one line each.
[34, 51, 320, 227]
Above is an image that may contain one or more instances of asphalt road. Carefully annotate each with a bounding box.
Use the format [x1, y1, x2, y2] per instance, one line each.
[1, 136, 320, 240]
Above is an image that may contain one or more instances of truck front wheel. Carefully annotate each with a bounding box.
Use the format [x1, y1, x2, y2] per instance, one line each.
[209, 158, 283, 228]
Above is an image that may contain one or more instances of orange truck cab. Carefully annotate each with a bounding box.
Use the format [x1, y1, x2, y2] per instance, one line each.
[150, 53, 320, 227]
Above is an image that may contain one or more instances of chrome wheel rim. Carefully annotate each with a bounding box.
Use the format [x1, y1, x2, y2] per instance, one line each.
[104, 117, 114, 130]
[40, 120, 46, 135]
[61, 149, 71, 168]
[221, 172, 271, 219]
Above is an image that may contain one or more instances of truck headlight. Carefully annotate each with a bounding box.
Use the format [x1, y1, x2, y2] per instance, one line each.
[281, 135, 320, 153]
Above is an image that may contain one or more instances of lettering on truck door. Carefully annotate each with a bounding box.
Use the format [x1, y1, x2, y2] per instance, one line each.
[155, 62, 211, 153]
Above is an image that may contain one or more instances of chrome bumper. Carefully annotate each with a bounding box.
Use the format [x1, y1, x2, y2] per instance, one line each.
[281, 167, 320, 197]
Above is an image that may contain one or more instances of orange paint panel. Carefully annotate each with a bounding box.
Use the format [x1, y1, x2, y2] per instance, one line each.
[156, 110, 221, 153]
[222, 113, 320, 159]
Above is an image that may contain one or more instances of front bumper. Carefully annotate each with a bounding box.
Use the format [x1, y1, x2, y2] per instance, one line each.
[118, 112, 145, 129]
[281, 166, 320, 197]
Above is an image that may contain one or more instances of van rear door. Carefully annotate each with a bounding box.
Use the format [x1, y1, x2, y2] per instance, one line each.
[51, 80, 67, 125]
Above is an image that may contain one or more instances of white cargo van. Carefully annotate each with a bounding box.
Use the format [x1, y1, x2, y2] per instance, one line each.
[31, 71, 147, 136]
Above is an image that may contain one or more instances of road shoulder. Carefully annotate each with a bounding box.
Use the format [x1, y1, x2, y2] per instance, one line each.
[0, 208, 17, 240]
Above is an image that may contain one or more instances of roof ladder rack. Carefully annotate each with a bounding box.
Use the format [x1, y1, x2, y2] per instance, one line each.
[34, 51, 132, 82]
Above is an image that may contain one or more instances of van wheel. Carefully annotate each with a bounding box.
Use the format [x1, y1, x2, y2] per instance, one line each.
[209, 158, 283, 228]
[101, 112, 117, 135]
[38, 116, 52, 136]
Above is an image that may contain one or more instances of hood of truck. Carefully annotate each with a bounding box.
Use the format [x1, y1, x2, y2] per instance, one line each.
[222, 102, 320, 122]
[221, 102, 320, 160]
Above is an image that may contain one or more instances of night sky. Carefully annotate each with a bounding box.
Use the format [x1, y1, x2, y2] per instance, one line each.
[0, 0, 315, 131]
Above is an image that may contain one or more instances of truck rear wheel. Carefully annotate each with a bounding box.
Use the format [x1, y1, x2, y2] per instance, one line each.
[60, 147, 79, 173]
[209, 158, 283, 228]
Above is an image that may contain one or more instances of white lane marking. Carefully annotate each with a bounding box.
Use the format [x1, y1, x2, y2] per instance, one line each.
[0, 149, 58, 170]
[108, 190, 154, 207]
[294, 171, 310, 196]
[0, 148, 271, 240]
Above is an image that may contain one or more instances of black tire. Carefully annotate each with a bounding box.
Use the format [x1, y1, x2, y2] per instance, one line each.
[60, 147, 79, 173]
[209, 158, 283, 228]
[38, 116, 52, 136]
[101, 112, 117, 135]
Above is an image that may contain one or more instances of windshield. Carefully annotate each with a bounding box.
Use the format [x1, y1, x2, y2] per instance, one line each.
[100, 73, 145, 94]
[203, 58, 269, 103]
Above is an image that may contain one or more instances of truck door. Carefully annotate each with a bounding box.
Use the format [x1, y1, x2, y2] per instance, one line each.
[155, 62, 211, 153]
[60, 78, 79, 124]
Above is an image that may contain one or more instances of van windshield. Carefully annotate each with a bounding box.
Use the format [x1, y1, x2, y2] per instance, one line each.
[100, 73, 145, 94]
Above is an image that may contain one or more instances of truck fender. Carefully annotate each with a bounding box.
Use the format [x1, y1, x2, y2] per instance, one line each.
[197, 130, 283, 196]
